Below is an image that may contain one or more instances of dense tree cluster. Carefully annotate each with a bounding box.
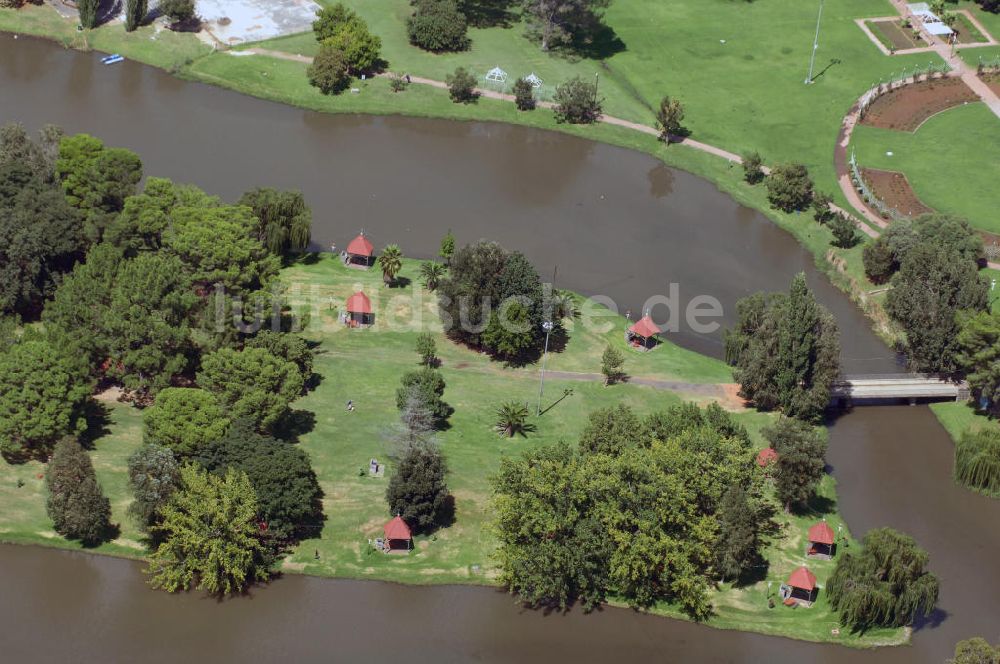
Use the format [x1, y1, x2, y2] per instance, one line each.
[196, 419, 324, 542]
[312, 3, 382, 75]
[827, 528, 939, 632]
[864, 214, 983, 285]
[437, 241, 548, 362]
[886, 243, 987, 373]
[0, 125, 85, 318]
[492, 402, 772, 619]
[0, 129, 323, 592]
[725, 274, 840, 422]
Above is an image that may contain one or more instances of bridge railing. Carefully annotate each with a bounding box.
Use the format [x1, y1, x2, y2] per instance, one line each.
[837, 373, 947, 381]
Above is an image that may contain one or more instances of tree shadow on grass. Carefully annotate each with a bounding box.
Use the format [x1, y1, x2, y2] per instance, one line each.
[460, 0, 519, 28]
[276, 409, 316, 443]
[79, 400, 114, 451]
[564, 22, 626, 61]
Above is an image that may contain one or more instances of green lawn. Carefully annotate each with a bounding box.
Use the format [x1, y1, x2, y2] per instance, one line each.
[850, 103, 1000, 233]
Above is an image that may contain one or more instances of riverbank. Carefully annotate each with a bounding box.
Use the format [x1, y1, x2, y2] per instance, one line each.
[0, 254, 905, 648]
[0, 2, 928, 348]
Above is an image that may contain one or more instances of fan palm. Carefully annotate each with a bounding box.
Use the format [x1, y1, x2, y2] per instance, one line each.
[420, 261, 446, 291]
[378, 244, 404, 286]
[494, 401, 534, 438]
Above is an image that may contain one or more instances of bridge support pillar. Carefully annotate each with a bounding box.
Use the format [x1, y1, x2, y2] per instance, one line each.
[909, 397, 917, 406]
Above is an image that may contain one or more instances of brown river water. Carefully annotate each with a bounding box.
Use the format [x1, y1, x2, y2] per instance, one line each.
[1, 34, 997, 663]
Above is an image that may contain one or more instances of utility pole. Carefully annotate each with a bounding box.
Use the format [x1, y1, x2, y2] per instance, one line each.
[536, 321, 554, 415]
[805, 0, 825, 84]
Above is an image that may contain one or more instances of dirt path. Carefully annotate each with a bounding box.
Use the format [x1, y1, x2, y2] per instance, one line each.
[239, 47, 747, 165]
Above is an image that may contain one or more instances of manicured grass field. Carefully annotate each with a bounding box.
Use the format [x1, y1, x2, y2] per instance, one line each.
[851, 102, 1000, 233]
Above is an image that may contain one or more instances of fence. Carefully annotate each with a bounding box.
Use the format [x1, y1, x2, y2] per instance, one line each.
[857, 61, 952, 119]
[848, 149, 908, 223]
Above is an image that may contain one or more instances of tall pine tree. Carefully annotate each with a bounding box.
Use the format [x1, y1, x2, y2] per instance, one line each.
[46, 437, 113, 545]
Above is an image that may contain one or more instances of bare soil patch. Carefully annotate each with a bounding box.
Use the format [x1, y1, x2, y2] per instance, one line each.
[861, 78, 978, 131]
[860, 168, 935, 218]
[869, 19, 926, 51]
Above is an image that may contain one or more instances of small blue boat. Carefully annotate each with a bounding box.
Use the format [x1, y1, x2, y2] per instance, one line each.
[101, 54, 124, 65]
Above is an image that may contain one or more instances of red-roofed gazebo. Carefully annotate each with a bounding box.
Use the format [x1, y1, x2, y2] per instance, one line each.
[807, 521, 837, 559]
[383, 515, 412, 552]
[345, 233, 375, 268]
[628, 314, 660, 350]
[783, 566, 818, 606]
[345, 291, 373, 327]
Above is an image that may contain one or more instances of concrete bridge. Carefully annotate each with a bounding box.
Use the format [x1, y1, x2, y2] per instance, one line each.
[831, 374, 970, 405]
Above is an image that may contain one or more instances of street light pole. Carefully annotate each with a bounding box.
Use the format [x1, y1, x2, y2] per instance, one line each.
[805, 0, 825, 84]
[537, 321, 554, 416]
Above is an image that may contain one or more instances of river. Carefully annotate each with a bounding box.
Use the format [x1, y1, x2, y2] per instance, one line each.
[0, 34, 997, 663]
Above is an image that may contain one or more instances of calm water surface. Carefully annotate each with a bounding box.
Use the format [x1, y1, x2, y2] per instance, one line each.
[1, 35, 997, 663]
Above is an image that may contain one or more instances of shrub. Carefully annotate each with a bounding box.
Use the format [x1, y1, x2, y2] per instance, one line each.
[407, 0, 469, 52]
[742, 151, 764, 184]
[389, 73, 408, 92]
[308, 45, 351, 95]
[513, 77, 536, 111]
[446, 67, 478, 103]
[766, 163, 814, 212]
[553, 76, 602, 124]
[955, 428, 1000, 497]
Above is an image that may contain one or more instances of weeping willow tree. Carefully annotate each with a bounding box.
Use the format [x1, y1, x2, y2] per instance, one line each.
[238, 188, 312, 259]
[827, 528, 939, 633]
[955, 428, 1000, 497]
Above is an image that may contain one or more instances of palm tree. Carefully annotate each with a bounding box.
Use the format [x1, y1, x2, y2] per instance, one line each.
[378, 244, 403, 286]
[550, 289, 580, 321]
[420, 261, 446, 292]
[494, 401, 534, 438]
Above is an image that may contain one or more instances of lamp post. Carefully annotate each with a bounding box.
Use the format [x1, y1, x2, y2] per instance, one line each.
[537, 321, 554, 415]
[805, 0, 825, 84]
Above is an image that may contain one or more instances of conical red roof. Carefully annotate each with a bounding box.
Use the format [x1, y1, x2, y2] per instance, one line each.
[384, 515, 411, 540]
[629, 315, 660, 339]
[346, 291, 372, 315]
[346, 233, 374, 257]
[787, 566, 817, 591]
[808, 521, 836, 546]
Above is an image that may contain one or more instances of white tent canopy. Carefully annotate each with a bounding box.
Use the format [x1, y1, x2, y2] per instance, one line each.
[906, 2, 954, 36]
[485, 66, 508, 84]
[523, 72, 543, 88]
